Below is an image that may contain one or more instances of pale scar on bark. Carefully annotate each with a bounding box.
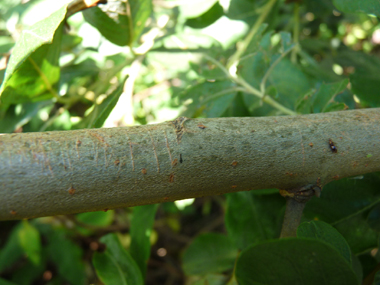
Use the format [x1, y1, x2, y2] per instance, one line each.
[170, 117, 190, 144]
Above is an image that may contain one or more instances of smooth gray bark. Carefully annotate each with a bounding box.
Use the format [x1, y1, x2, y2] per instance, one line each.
[0, 108, 379, 220]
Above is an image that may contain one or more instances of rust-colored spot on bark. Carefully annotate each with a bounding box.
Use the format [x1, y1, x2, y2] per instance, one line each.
[309, 143, 313, 147]
[141, 168, 147, 174]
[169, 173, 174, 183]
[164, 197, 169, 201]
[332, 174, 340, 180]
[231, 160, 238, 167]
[10, 210, 17, 215]
[352, 161, 358, 168]
[103, 208, 108, 212]
[365, 163, 369, 167]
[76, 140, 82, 147]
[172, 158, 178, 166]
[114, 159, 120, 166]
[198, 124, 207, 129]
[232, 185, 237, 189]
[68, 186, 76, 195]
[286, 172, 293, 176]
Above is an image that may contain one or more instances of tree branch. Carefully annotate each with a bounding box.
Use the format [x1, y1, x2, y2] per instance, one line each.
[0, 108, 379, 220]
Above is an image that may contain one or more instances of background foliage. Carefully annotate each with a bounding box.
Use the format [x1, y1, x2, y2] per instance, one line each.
[1, 0, 380, 284]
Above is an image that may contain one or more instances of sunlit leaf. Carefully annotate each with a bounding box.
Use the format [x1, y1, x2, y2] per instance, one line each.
[0, 5, 66, 106]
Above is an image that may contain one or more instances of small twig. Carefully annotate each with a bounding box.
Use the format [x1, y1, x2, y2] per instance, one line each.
[66, 0, 107, 19]
[280, 197, 306, 238]
[279, 184, 321, 238]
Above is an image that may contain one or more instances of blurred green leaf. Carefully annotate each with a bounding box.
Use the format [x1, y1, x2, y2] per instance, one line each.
[304, 173, 380, 224]
[129, 204, 158, 277]
[182, 233, 238, 276]
[47, 229, 86, 285]
[0, 224, 23, 273]
[190, 274, 228, 285]
[225, 192, 284, 250]
[0, 5, 66, 106]
[304, 173, 380, 253]
[297, 220, 352, 265]
[311, 79, 348, 113]
[334, 214, 378, 254]
[0, 100, 52, 133]
[11, 257, 45, 285]
[335, 50, 380, 107]
[0, 278, 18, 285]
[93, 233, 143, 285]
[181, 80, 237, 118]
[129, 0, 152, 43]
[179, 0, 219, 18]
[333, 0, 380, 16]
[279, 31, 294, 53]
[236, 238, 357, 285]
[76, 210, 114, 227]
[185, 2, 224, 29]
[18, 220, 41, 266]
[83, 6, 130, 46]
[268, 58, 310, 109]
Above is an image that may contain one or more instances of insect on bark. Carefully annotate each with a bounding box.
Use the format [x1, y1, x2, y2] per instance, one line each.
[329, 139, 337, 153]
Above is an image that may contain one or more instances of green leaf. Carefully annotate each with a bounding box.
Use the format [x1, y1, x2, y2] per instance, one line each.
[0, 224, 23, 273]
[179, 0, 219, 18]
[334, 214, 378, 254]
[11, 257, 45, 285]
[185, 2, 224, 29]
[0, 278, 18, 285]
[83, 6, 131, 46]
[83, 0, 151, 46]
[268, 58, 310, 109]
[180, 80, 237, 118]
[304, 173, 380, 253]
[322, 102, 348, 112]
[297, 220, 352, 265]
[235, 238, 358, 285]
[47, 229, 86, 285]
[93, 233, 143, 285]
[76, 210, 114, 227]
[350, 72, 380, 107]
[225, 191, 284, 250]
[92, 79, 126, 128]
[182, 233, 238, 276]
[18, 220, 41, 266]
[0, 5, 66, 106]
[129, 0, 152, 43]
[279, 31, 294, 53]
[129, 204, 158, 277]
[333, 0, 380, 16]
[311, 79, 348, 113]
[0, 101, 52, 133]
[335, 50, 380, 107]
[75, 77, 127, 129]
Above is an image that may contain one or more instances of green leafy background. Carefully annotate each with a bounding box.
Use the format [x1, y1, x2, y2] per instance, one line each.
[1, 0, 380, 283]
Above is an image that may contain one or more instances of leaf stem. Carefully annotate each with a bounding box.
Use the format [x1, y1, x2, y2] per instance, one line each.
[227, 0, 277, 70]
[280, 197, 305, 238]
[291, 3, 300, 63]
[260, 45, 295, 94]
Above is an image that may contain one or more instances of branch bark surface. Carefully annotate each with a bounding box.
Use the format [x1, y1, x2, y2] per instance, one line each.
[0, 109, 379, 220]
